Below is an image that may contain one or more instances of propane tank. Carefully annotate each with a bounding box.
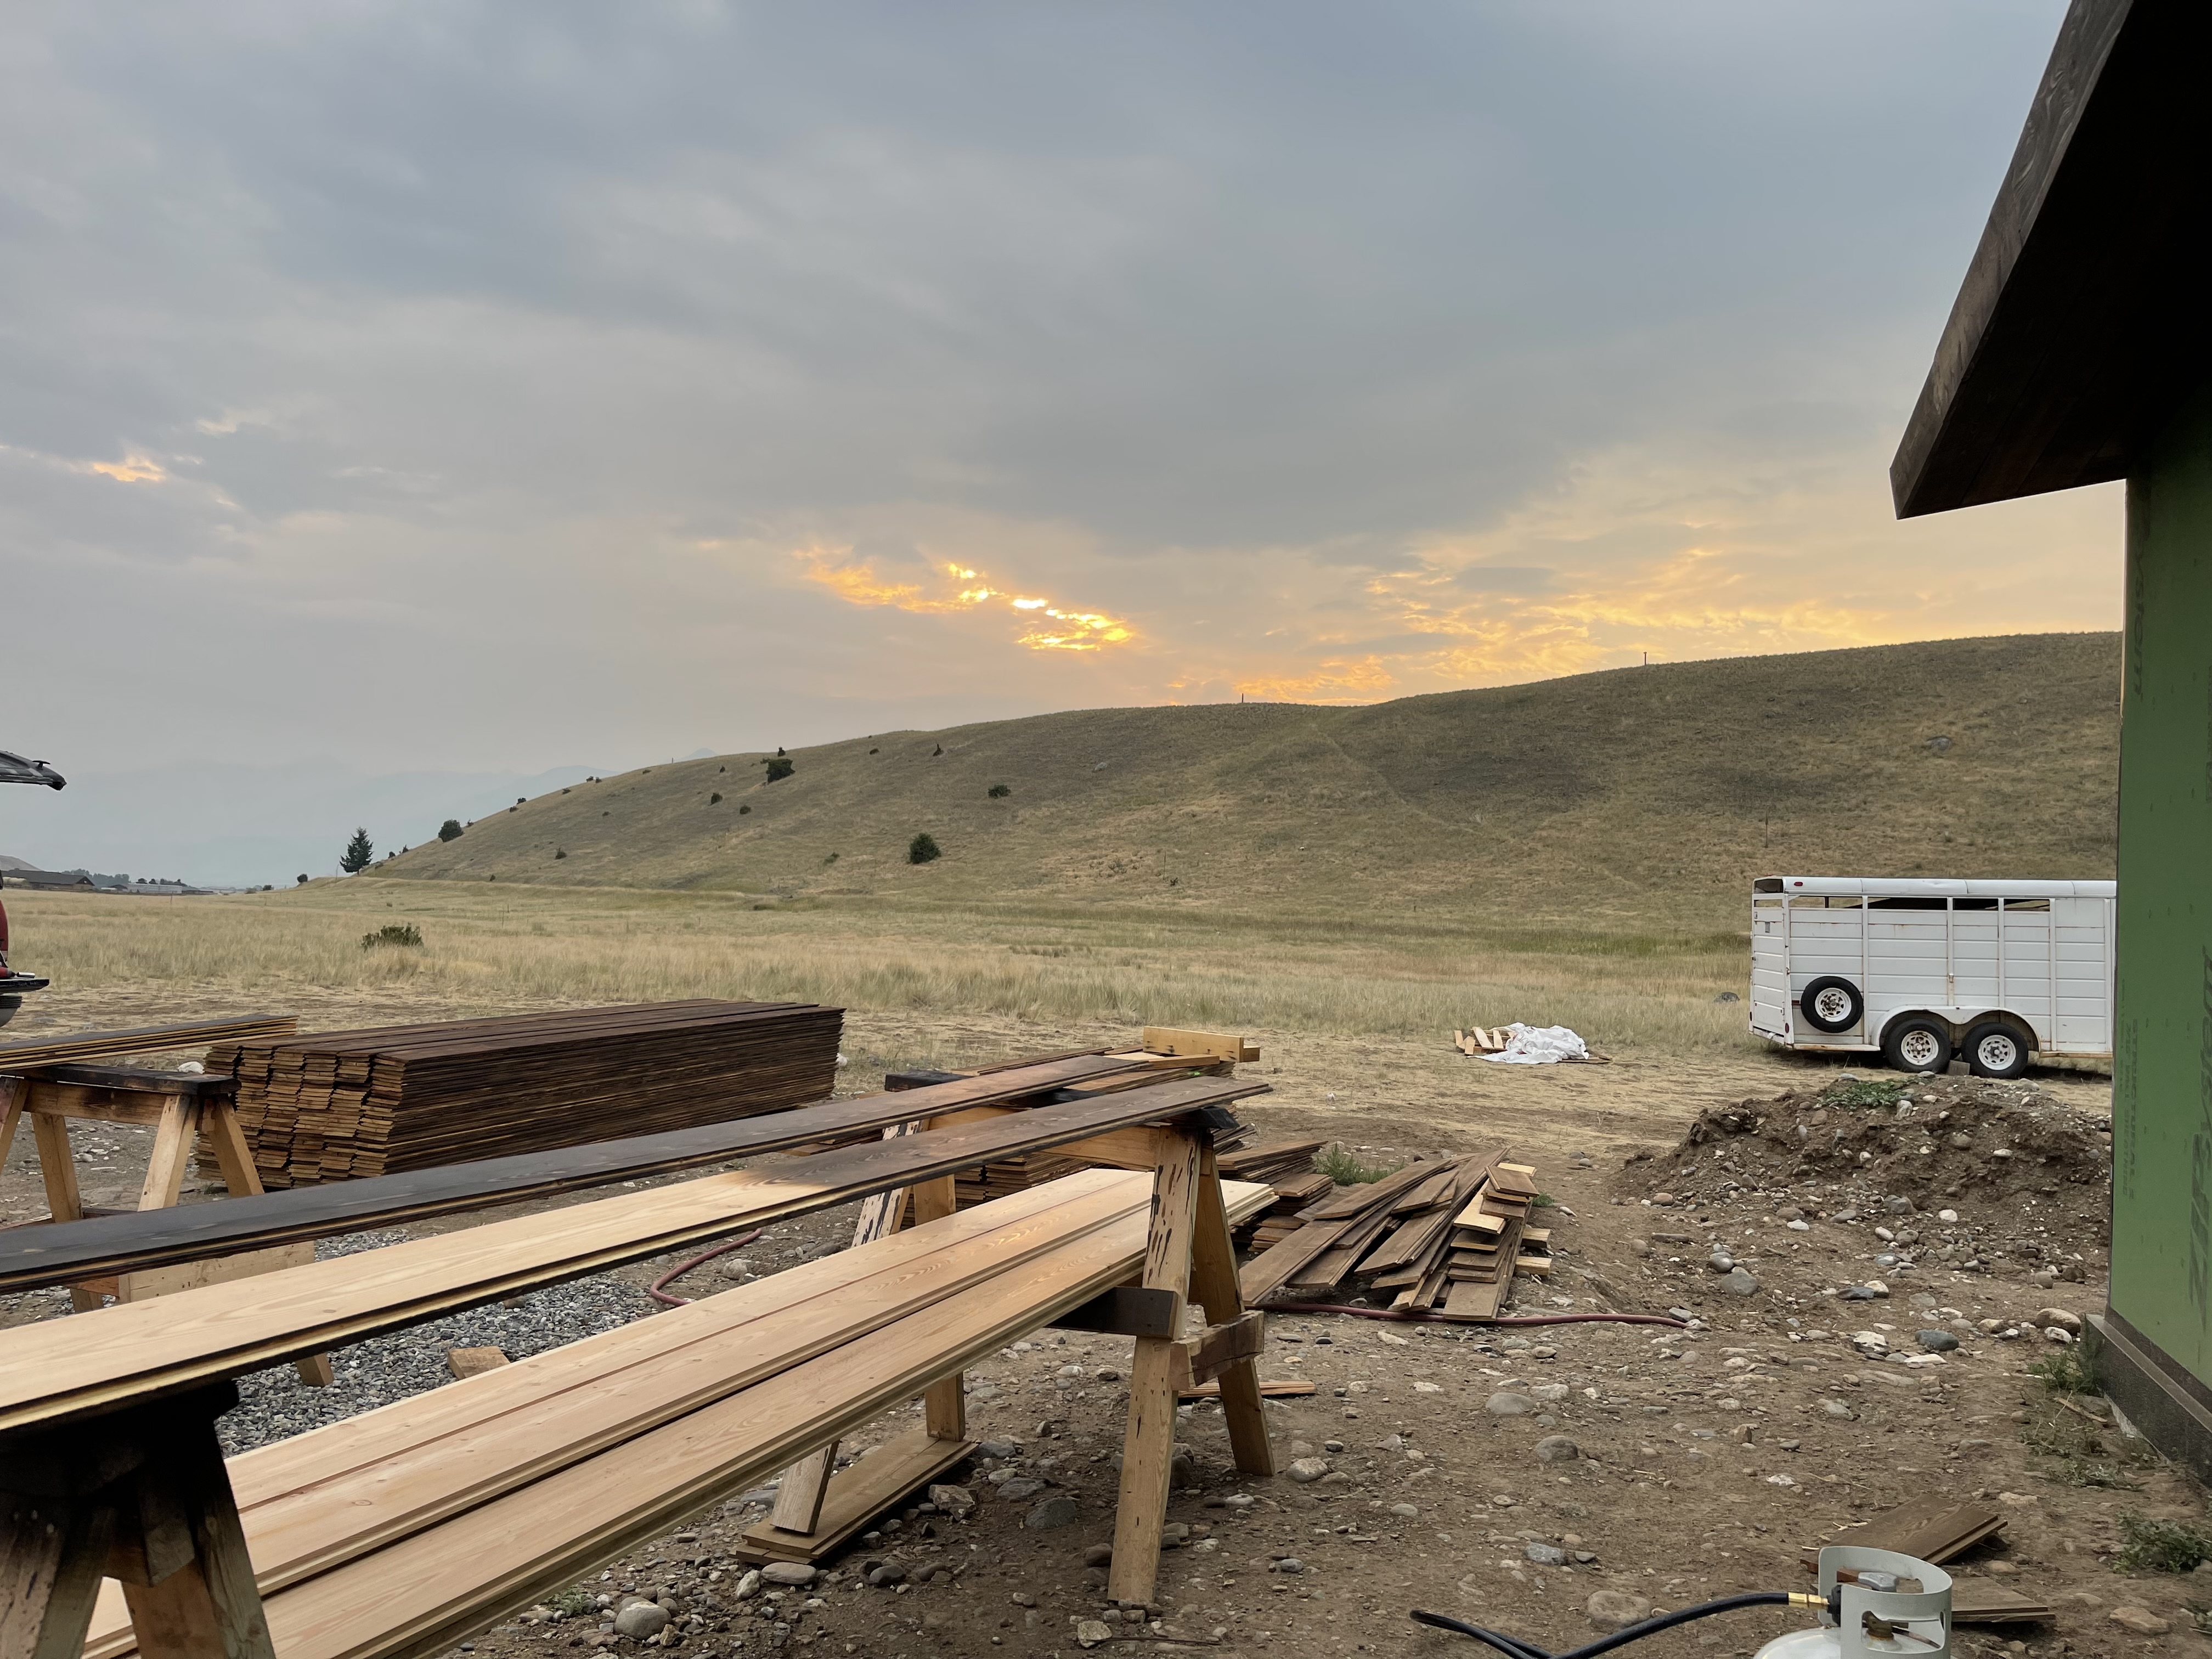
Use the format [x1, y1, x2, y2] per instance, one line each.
[1757, 1547, 1951, 1659]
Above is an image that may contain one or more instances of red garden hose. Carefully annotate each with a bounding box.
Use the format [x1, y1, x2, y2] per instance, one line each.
[1260, 1302, 1688, 1329]
[648, 1231, 766, 1306]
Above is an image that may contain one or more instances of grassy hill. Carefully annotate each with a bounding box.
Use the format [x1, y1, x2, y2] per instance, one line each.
[382, 633, 2119, 928]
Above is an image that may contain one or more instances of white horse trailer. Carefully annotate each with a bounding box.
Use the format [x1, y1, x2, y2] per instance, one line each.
[1748, 876, 2115, 1077]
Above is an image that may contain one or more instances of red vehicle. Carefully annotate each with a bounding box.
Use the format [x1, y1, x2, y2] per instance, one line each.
[0, 749, 67, 1027]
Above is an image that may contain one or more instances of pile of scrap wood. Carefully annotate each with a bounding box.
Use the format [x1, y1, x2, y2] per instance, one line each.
[206, 1001, 843, 1188]
[1223, 1141, 1331, 1250]
[1453, 1028, 1510, 1055]
[1237, 1148, 1550, 1319]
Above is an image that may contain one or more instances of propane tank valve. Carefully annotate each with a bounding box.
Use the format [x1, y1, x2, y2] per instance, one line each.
[1756, 1548, 1952, 1659]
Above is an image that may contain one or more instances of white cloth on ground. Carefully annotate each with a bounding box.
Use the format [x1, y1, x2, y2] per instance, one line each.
[1482, 1023, 1589, 1065]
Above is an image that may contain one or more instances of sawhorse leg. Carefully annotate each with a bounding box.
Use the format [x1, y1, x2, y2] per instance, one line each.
[1190, 1147, 1275, 1477]
[1108, 1128, 1203, 1607]
[0, 1383, 274, 1659]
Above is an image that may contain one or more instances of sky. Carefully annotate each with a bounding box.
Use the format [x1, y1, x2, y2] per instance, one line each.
[0, 2, 2120, 879]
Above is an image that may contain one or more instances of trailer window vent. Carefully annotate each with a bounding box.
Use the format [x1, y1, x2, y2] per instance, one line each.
[1867, 896, 1947, 910]
[1751, 878, 1784, 894]
[2001, 897, 2050, 911]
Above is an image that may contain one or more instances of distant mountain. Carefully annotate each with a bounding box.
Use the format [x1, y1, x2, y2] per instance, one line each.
[382, 633, 2122, 928]
[0, 854, 34, 872]
[0, 760, 606, 890]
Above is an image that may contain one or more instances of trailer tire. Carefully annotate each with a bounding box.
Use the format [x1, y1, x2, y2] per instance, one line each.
[1964, 1022, 2031, 1080]
[1798, 976, 1864, 1034]
[1881, 1015, 1951, 1075]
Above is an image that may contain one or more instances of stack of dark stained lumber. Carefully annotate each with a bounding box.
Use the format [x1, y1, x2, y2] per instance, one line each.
[206, 1001, 842, 1188]
[1237, 1148, 1551, 1319]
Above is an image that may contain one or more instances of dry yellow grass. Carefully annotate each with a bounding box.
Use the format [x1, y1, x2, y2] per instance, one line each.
[1, 879, 1756, 1057]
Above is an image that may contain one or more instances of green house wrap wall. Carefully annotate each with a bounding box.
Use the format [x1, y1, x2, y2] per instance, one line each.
[2113, 383, 2212, 1383]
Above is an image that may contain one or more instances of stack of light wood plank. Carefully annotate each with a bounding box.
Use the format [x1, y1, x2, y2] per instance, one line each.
[206, 1001, 842, 1188]
[0, 1014, 298, 1070]
[1453, 1027, 1511, 1055]
[1237, 1147, 1551, 1319]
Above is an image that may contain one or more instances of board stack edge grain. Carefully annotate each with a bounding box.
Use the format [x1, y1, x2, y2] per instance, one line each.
[1235, 1147, 1551, 1319]
[207, 1001, 843, 1188]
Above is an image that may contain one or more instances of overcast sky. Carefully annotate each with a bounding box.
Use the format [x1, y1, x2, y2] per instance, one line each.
[2, 0, 2112, 799]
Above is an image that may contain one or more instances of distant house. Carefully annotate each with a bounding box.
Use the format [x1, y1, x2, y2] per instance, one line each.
[1, 869, 97, 891]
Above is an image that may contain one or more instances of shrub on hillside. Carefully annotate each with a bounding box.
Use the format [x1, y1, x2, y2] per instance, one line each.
[710, 792, 723, 804]
[340, 828, 374, 874]
[361, 923, 424, 950]
[763, 757, 794, 783]
[908, 832, 942, 865]
[438, 819, 464, 842]
[988, 783, 1011, 798]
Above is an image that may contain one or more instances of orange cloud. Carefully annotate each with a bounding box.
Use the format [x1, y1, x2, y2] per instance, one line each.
[86, 454, 170, 484]
[793, 545, 1135, 652]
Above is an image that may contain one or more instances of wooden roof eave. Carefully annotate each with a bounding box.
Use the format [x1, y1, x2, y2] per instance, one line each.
[1889, 0, 2212, 518]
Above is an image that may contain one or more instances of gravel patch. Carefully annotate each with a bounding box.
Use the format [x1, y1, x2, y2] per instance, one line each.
[218, 1230, 657, 1454]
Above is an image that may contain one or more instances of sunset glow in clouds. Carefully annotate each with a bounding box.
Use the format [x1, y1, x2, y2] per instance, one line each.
[793, 548, 1135, 653]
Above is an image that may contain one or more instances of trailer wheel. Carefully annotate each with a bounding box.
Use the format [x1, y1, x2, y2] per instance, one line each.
[1881, 1015, 1951, 1075]
[1798, 976, 1864, 1034]
[1965, 1022, 2030, 1080]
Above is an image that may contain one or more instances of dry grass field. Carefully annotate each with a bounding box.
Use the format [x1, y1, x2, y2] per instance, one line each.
[0, 878, 1753, 1062]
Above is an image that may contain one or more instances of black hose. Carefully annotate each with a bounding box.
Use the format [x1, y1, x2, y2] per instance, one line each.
[1412, 1592, 1794, 1659]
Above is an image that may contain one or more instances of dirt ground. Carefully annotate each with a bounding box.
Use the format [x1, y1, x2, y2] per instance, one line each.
[9, 991, 2200, 1659]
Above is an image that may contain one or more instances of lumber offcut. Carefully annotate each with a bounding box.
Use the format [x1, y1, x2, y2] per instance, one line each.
[207, 1002, 842, 1188]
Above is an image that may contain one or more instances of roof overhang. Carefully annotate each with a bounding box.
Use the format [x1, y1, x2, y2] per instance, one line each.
[1891, 0, 2212, 518]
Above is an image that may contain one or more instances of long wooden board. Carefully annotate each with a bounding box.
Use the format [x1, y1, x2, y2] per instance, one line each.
[0, 1074, 1266, 1434]
[0, 1016, 298, 1071]
[0, 1054, 1169, 1294]
[85, 1178, 1276, 1659]
[77, 1171, 1194, 1651]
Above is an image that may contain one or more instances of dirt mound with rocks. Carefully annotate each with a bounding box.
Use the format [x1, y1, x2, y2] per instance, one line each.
[1621, 1071, 2111, 1276]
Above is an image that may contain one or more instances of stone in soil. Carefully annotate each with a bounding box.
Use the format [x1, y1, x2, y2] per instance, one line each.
[759, 1563, 815, 1587]
[613, 1604, 669, 1639]
[1586, 1590, 1654, 1631]
[1487, 1392, 1537, 1415]
[2108, 1606, 2170, 1635]
[1525, 1542, 1568, 1566]
[1025, 1495, 1079, 1530]
[1534, 1435, 1580, 1463]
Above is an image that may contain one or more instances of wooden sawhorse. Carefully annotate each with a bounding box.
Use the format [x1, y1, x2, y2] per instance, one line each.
[749, 1113, 1276, 1606]
[0, 1064, 333, 1386]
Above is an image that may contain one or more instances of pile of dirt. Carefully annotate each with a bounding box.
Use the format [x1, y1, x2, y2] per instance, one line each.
[1626, 1071, 2112, 1246]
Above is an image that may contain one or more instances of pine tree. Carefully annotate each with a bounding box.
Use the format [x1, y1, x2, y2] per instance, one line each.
[340, 828, 374, 874]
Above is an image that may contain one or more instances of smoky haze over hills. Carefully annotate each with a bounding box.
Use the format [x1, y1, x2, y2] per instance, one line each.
[382, 634, 2120, 928]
